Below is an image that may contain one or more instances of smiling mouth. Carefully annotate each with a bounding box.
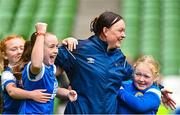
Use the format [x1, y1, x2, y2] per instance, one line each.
[137, 83, 145, 87]
[50, 56, 55, 60]
[50, 55, 57, 60]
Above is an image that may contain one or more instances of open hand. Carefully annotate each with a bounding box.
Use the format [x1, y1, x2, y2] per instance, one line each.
[161, 89, 176, 110]
[30, 89, 51, 103]
[62, 37, 78, 51]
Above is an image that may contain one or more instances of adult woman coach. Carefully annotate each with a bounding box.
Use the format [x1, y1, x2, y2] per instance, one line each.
[55, 11, 133, 114]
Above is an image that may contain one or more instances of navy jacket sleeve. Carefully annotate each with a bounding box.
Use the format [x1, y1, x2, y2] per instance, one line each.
[118, 88, 161, 112]
[55, 46, 76, 71]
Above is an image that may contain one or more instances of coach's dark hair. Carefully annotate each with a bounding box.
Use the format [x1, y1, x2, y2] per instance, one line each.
[90, 11, 123, 36]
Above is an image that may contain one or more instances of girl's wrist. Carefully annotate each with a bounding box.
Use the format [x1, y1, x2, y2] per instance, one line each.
[35, 32, 45, 36]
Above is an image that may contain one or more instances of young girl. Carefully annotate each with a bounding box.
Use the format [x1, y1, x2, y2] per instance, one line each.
[19, 23, 77, 114]
[117, 55, 161, 114]
[0, 35, 52, 114]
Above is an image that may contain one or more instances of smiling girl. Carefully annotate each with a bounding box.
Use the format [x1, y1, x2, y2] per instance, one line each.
[19, 23, 77, 114]
[0, 35, 51, 114]
[117, 55, 161, 114]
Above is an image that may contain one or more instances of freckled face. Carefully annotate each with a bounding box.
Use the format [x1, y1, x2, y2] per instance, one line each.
[134, 63, 154, 90]
[4, 38, 25, 66]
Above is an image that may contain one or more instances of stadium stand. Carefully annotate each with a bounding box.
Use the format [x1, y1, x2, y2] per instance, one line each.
[121, 0, 141, 60]
[141, 0, 161, 62]
[121, 0, 180, 76]
[161, 0, 180, 75]
[0, 0, 19, 38]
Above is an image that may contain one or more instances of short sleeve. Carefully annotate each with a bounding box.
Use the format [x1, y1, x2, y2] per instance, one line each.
[25, 62, 45, 81]
[1, 71, 16, 90]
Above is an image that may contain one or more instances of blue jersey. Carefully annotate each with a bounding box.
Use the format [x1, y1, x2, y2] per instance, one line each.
[19, 62, 58, 114]
[1, 67, 23, 114]
[55, 35, 133, 114]
[117, 80, 161, 114]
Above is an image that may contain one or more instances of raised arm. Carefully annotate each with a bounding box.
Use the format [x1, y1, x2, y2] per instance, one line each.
[30, 23, 47, 75]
